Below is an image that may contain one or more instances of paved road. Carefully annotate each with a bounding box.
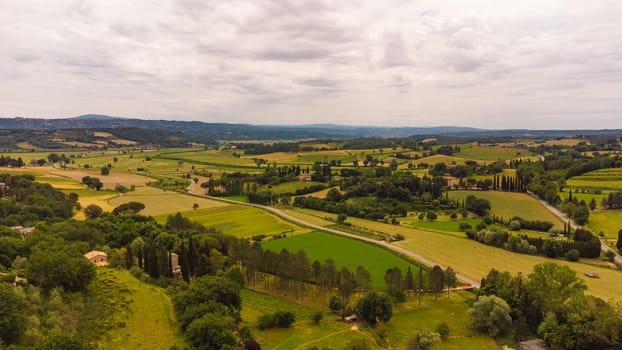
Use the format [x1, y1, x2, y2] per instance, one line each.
[192, 186, 481, 287]
[527, 191, 622, 264]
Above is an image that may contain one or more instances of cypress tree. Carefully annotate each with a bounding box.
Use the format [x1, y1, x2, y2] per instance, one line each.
[180, 239, 190, 283]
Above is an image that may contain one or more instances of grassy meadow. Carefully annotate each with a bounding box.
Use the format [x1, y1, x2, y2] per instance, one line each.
[167, 205, 305, 237]
[456, 144, 534, 162]
[449, 190, 564, 227]
[587, 210, 622, 238]
[262, 231, 424, 288]
[97, 269, 183, 350]
[241, 287, 497, 350]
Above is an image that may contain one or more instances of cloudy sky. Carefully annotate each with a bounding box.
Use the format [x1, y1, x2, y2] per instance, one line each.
[1, 0, 621, 128]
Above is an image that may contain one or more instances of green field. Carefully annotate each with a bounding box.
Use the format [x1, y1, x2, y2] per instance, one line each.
[169, 205, 304, 237]
[161, 149, 259, 167]
[559, 190, 608, 207]
[449, 190, 564, 227]
[282, 208, 622, 301]
[587, 210, 622, 238]
[98, 269, 183, 349]
[567, 168, 622, 192]
[262, 231, 423, 288]
[409, 217, 481, 233]
[107, 186, 229, 216]
[263, 181, 326, 194]
[456, 144, 534, 162]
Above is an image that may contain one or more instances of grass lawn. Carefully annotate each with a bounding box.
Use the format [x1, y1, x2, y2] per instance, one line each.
[262, 231, 424, 288]
[282, 208, 622, 301]
[449, 190, 564, 228]
[167, 205, 304, 237]
[587, 210, 622, 238]
[98, 269, 183, 350]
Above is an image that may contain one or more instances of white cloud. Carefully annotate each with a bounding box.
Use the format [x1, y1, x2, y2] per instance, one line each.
[0, 0, 620, 128]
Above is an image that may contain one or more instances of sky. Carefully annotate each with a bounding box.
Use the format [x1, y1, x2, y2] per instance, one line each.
[0, 0, 621, 129]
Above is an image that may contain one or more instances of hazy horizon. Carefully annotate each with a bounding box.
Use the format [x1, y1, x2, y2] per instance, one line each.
[1, 1, 621, 129]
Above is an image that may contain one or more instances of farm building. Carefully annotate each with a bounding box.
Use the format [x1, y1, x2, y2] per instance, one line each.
[171, 252, 181, 275]
[344, 314, 359, 323]
[84, 250, 108, 266]
[11, 225, 35, 239]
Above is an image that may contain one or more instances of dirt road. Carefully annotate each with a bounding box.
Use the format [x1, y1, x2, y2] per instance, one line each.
[203, 193, 481, 287]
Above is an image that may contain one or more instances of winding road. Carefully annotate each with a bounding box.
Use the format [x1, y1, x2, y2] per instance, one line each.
[187, 182, 481, 287]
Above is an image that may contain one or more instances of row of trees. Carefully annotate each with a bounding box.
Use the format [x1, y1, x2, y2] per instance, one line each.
[466, 227, 601, 259]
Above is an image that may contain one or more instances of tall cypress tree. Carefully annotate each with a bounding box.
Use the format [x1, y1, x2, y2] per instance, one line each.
[180, 239, 190, 283]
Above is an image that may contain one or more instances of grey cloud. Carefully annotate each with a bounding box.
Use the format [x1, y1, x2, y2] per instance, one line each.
[0, 0, 621, 128]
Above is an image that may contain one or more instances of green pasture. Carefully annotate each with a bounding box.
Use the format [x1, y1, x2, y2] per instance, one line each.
[587, 210, 622, 239]
[449, 190, 564, 227]
[262, 231, 424, 289]
[161, 149, 258, 167]
[168, 205, 303, 237]
[567, 168, 622, 192]
[98, 269, 183, 350]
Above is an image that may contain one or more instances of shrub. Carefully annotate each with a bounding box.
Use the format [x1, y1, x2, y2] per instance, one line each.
[329, 296, 344, 312]
[459, 222, 472, 232]
[257, 311, 296, 330]
[436, 323, 450, 340]
[508, 220, 521, 231]
[344, 338, 371, 350]
[311, 311, 323, 325]
[564, 249, 580, 262]
[406, 330, 441, 350]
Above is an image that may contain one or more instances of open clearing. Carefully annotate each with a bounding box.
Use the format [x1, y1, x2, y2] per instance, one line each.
[241, 288, 382, 350]
[242, 287, 497, 350]
[168, 205, 304, 237]
[449, 190, 564, 227]
[98, 269, 183, 350]
[263, 231, 424, 288]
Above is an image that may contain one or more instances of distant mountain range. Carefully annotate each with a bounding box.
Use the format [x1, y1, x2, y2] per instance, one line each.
[0, 115, 620, 140]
